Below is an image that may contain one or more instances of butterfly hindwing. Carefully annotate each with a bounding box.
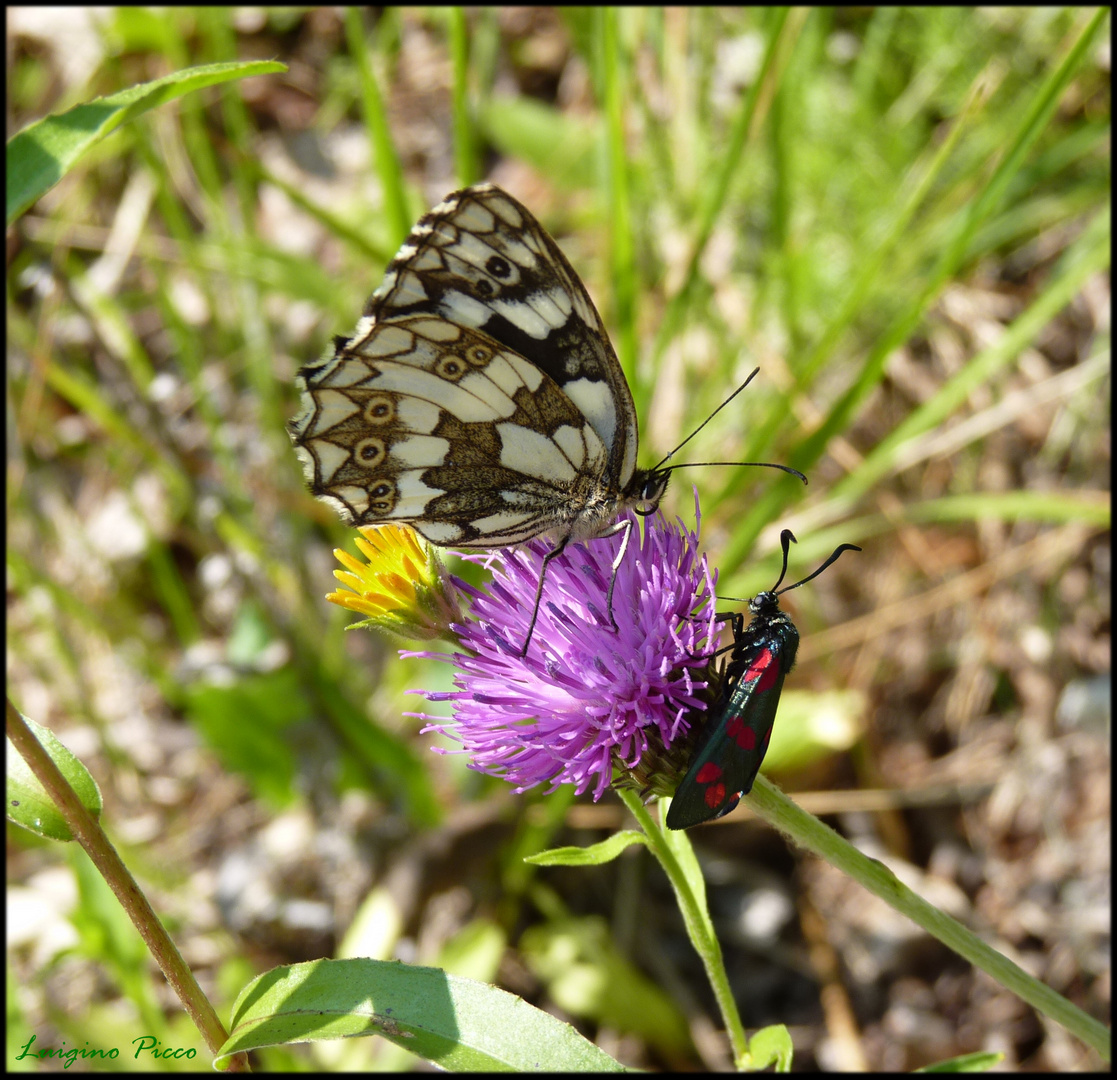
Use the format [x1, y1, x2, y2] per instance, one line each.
[290, 185, 645, 551]
[293, 313, 611, 546]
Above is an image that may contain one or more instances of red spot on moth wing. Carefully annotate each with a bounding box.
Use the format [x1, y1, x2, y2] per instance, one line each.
[726, 712, 757, 750]
[742, 647, 775, 687]
[695, 762, 723, 784]
[704, 782, 728, 810]
[695, 762, 729, 810]
[754, 650, 782, 693]
[755, 656, 781, 692]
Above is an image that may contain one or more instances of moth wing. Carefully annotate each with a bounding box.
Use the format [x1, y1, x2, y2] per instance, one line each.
[666, 636, 788, 830]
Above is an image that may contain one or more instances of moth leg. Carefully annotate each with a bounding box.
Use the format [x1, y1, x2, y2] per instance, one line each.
[685, 610, 741, 663]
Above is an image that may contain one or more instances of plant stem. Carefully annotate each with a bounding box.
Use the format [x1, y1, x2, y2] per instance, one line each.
[746, 775, 1111, 1061]
[6, 699, 250, 1070]
[619, 790, 751, 1067]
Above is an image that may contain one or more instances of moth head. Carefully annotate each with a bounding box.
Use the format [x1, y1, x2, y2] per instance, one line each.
[748, 590, 780, 618]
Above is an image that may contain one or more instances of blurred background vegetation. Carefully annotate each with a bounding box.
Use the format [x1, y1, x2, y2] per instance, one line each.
[7, 7, 1109, 1071]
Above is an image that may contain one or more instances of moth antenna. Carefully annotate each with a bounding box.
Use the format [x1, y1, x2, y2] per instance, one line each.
[717, 530, 861, 602]
[771, 529, 796, 592]
[777, 541, 862, 595]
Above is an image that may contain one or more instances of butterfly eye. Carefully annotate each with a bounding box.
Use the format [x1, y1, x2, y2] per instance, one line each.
[475, 278, 496, 298]
[465, 345, 492, 366]
[367, 480, 397, 514]
[364, 394, 396, 424]
[435, 355, 467, 380]
[353, 438, 387, 469]
[639, 472, 670, 507]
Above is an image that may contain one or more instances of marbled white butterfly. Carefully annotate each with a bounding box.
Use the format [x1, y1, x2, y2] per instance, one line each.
[290, 184, 800, 651]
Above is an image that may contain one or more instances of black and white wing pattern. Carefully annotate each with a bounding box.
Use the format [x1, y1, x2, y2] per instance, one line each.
[289, 184, 666, 552]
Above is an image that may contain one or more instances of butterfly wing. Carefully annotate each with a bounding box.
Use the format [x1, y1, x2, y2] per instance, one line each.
[370, 186, 639, 490]
[291, 185, 640, 546]
[666, 613, 798, 830]
[292, 314, 612, 546]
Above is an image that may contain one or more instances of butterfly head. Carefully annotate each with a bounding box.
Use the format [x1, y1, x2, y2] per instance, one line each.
[631, 468, 671, 516]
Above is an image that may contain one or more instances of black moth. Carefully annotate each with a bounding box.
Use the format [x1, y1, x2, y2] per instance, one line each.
[666, 530, 860, 829]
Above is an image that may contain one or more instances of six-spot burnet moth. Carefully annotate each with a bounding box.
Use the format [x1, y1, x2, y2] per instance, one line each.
[665, 530, 861, 830]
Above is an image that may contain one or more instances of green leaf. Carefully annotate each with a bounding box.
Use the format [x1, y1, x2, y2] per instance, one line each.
[436, 919, 507, 985]
[761, 689, 866, 776]
[337, 887, 404, 963]
[917, 1050, 1006, 1072]
[478, 96, 597, 190]
[220, 958, 628, 1071]
[6, 60, 285, 226]
[526, 831, 648, 866]
[520, 917, 691, 1058]
[743, 1023, 794, 1071]
[6, 713, 102, 841]
[181, 669, 311, 809]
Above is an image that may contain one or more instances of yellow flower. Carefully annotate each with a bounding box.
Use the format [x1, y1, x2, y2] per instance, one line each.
[327, 525, 462, 643]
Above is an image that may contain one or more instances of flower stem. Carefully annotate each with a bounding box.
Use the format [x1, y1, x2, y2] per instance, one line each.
[745, 775, 1111, 1062]
[7, 699, 249, 1069]
[618, 789, 750, 1066]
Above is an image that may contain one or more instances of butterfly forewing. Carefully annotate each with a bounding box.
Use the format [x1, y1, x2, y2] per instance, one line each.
[291, 185, 644, 551]
[372, 187, 638, 488]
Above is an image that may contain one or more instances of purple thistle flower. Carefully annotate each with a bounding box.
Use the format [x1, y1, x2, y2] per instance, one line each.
[405, 498, 720, 802]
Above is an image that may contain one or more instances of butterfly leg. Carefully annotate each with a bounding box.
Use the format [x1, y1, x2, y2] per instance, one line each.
[515, 536, 573, 657]
[517, 517, 632, 656]
[601, 516, 635, 637]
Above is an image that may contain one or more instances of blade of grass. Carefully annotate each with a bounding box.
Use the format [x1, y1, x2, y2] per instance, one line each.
[724, 7, 1109, 561]
[796, 7, 1108, 476]
[6, 60, 284, 226]
[597, 8, 638, 390]
[346, 7, 410, 248]
[650, 8, 796, 368]
[832, 205, 1110, 506]
[449, 7, 479, 186]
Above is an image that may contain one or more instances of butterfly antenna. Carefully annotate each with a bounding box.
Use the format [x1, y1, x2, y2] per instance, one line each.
[653, 460, 807, 485]
[650, 368, 761, 471]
